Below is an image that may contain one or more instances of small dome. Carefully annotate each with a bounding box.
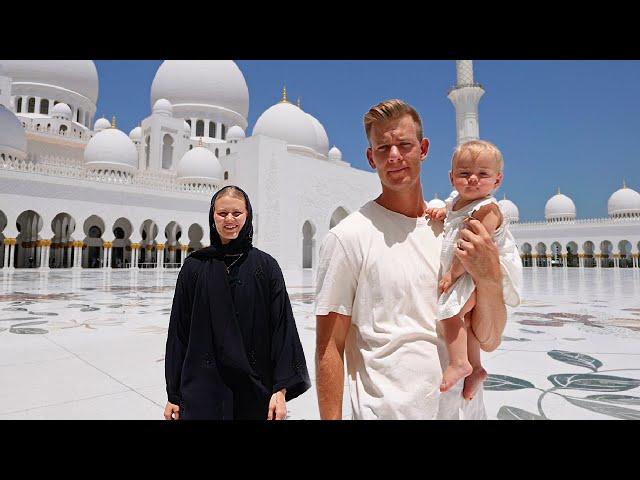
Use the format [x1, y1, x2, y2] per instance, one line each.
[0, 104, 27, 158]
[227, 125, 245, 141]
[152, 98, 173, 117]
[545, 190, 576, 221]
[328, 145, 342, 162]
[608, 183, 640, 217]
[498, 196, 520, 223]
[84, 127, 138, 173]
[94, 117, 111, 132]
[253, 100, 319, 154]
[176, 146, 222, 185]
[129, 126, 142, 142]
[51, 102, 72, 120]
[306, 113, 330, 155]
[427, 196, 446, 209]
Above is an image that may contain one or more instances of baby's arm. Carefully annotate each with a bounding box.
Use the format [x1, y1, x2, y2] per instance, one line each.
[425, 207, 447, 221]
[439, 203, 502, 294]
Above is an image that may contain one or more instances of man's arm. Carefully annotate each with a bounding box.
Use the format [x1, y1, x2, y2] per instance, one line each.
[455, 218, 507, 352]
[315, 312, 351, 420]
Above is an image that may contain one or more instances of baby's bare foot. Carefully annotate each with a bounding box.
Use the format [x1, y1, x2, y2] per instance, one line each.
[440, 361, 473, 393]
[462, 367, 488, 401]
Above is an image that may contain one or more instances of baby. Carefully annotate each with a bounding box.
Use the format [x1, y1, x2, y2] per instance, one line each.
[426, 139, 521, 401]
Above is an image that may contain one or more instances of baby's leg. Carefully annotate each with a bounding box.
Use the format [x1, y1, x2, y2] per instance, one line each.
[439, 316, 472, 393]
[462, 291, 487, 400]
[439, 292, 477, 393]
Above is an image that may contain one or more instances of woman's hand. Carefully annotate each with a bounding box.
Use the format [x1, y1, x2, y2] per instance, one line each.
[164, 401, 180, 420]
[267, 389, 287, 420]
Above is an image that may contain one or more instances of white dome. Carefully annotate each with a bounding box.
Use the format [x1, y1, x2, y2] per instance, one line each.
[152, 98, 173, 116]
[177, 146, 222, 184]
[94, 117, 111, 132]
[253, 101, 319, 154]
[150, 60, 249, 119]
[0, 60, 99, 104]
[306, 113, 330, 155]
[227, 125, 245, 141]
[84, 127, 138, 172]
[427, 197, 446, 209]
[608, 185, 640, 217]
[129, 126, 142, 142]
[545, 191, 576, 221]
[328, 145, 342, 162]
[498, 197, 520, 223]
[0, 104, 27, 158]
[51, 102, 72, 120]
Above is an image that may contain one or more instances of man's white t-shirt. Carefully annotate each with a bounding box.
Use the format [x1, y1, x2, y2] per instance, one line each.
[315, 200, 488, 420]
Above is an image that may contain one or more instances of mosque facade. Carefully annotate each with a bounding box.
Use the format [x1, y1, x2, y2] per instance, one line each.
[1, 60, 639, 272]
[0, 60, 379, 271]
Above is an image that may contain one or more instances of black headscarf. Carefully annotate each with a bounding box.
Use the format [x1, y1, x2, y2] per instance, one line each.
[191, 185, 253, 260]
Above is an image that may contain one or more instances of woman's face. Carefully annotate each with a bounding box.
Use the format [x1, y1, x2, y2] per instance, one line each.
[213, 194, 247, 245]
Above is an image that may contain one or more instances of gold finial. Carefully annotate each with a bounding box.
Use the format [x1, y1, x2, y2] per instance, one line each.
[557, 186, 561, 195]
[434, 192, 439, 199]
[503, 193, 507, 200]
[297, 97, 301, 108]
[111, 116, 116, 128]
[198, 137, 203, 147]
[280, 85, 288, 103]
[623, 179, 627, 189]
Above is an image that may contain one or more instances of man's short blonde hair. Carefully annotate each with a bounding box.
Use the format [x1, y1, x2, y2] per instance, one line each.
[451, 139, 504, 173]
[364, 99, 423, 145]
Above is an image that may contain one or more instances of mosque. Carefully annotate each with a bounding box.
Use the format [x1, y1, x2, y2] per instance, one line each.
[0, 60, 379, 271]
[0, 60, 639, 271]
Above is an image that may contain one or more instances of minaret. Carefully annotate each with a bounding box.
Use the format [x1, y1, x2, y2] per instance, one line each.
[447, 60, 485, 145]
[0, 63, 13, 109]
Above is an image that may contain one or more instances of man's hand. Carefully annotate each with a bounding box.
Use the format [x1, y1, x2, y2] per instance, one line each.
[425, 207, 447, 221]
[164, 401, 180, 420]
[454, 219, 501, 284]
[267, 389, 287, 420]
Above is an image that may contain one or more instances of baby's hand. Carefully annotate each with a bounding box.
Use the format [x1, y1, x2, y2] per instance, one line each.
[439, 271, 455, 294]
[425, 207, 447, 221]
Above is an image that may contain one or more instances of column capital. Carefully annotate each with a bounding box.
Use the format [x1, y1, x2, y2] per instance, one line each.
[180, 245, 189, 252]
[156, 244, 165, 251]
[103, 242, 113, 249]
[130, 243, 141, 249]
[3, 238, 17, 245]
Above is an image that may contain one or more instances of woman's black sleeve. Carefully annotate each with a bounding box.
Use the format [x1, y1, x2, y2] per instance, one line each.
[164, 258, 197, 405]
[268, 258, 312, 401]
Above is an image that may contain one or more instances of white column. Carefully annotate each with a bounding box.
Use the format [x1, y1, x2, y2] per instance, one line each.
[8, 244, 14, 270]
[3, 241, 11, 268]
[42, 243, 51, 269]
[191, 118, 196, 137]
[35, 97, 41, 114]
[73, 244, 82, 269]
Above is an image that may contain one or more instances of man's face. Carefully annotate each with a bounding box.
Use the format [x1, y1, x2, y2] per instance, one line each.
[366, 114, 429, 192]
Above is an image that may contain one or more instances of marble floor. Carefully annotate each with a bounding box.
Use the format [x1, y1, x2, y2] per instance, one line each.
[1, 267, 639, 420]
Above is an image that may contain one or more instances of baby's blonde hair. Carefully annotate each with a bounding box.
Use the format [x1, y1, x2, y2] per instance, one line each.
[451, 139, 504, 173]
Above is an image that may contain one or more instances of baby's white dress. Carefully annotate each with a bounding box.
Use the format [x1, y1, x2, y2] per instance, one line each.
[436, 193, 522, 320]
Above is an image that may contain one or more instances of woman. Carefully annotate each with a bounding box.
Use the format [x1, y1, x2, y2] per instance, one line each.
[163, 185, 311, 420]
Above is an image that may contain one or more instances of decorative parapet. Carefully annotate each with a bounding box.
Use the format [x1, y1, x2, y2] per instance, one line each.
[0, 154, 214, 196]
[511, 216, 640, 230]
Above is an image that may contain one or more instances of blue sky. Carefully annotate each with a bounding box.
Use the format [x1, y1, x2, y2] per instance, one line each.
[94, 60, 640, 222]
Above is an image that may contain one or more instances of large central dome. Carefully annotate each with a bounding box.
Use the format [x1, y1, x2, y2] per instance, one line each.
[150, 61, 249, 119]
[0, 60, 99, 104]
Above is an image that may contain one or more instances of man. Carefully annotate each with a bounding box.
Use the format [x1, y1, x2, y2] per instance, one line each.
[315, 99, 517, 419]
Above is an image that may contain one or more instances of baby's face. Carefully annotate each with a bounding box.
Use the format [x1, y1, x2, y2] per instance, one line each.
[449, 150, 503, 201]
